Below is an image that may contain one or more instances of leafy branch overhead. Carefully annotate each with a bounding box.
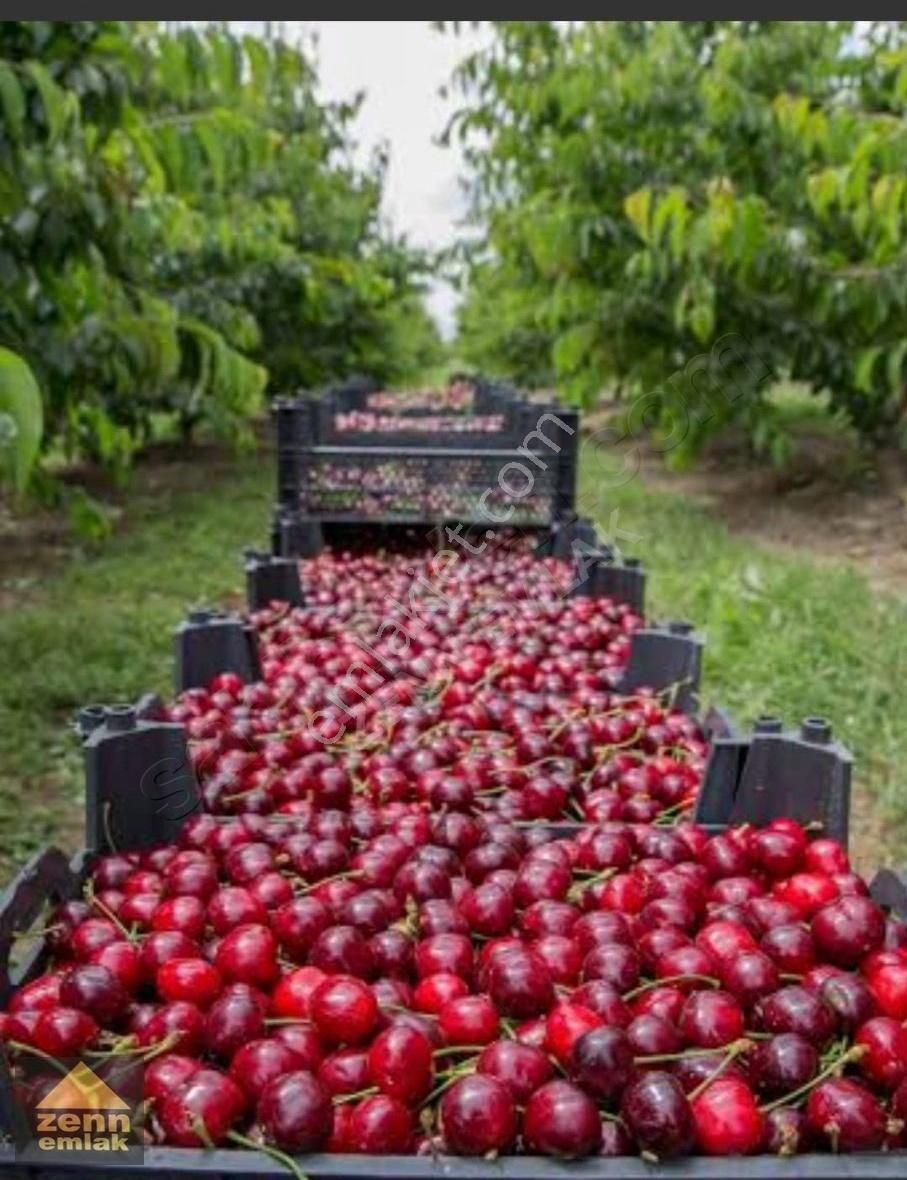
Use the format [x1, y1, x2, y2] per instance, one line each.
[0, 22, 440, 489]
[445, 20, 907, 460]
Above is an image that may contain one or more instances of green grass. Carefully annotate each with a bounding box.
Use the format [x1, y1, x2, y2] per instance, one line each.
[0, 450, 272, 877]
[1, 440, 905, 883]
[581, 447, 907, 858]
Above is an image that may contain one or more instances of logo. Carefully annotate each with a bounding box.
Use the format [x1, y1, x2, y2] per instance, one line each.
[5, 1053, 144, 1165]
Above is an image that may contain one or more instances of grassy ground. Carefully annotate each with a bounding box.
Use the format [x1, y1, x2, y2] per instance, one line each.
[0, 449, 272, 878]
[581, 447, 907, 868]
[0, 440, 905, 882]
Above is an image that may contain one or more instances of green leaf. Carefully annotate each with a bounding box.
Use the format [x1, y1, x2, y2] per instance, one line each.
[23, 61, 67, 143]
[886, 340, 907, 393]
[0, 346, 43, 492]
[854, 345, 881, 393]
[0, 62, 25, 144]
[624, 188, 653, 241]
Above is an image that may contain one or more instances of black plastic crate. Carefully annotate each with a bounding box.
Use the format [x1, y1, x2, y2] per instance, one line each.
[274, 403, 580, 533]
[1, 846, 903, 1178]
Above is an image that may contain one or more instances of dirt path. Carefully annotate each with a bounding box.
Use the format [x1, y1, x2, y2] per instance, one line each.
[635, 437, 907, 599]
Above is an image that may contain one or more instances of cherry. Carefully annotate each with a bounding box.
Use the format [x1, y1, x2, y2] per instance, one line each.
[348, 1094, 413, 1154]
[145, 1054, 200, 1107]
[854, 1016, 907, 1089]
[159, 1068, 245, 1146]
[819, 972, 876, 1031]
[719, 950, 780, 1008]
[583, 943, 640, 991]
[32, 1007, 98, 1055]
[523, 1079, 602, 1158]
[545, 1002, 602, 1065]
[414, 972, 468, 1014]
[811, 896, 885, 967]
[627, 1014, 682, 1058]
[368, 1024, 434, 1104]
[620, 1071, 695, 1159]
[271, 896, 331, 958]
[691, 1077, 764, 1156]
[439, 995, 500, 1045]
[487, 947, 555, 1019]
[440, 1074, 518, 1156]
[310, 975, 378, 1044]
[318, 1048, 370, 1097]
[760, 924, 816, 974]
[214, 924, 278, 988]
[207, 885, 268, 934]
[272, 966, 325, 1020]
[758, 986, 837, 1046]
[748, 1033, 818, 1096]
[257, 1070, 333, 1151]
[273, 1024, 325, 1072]
[677, 990, 744, 1048]
[806, 1077, 887, 1152]
[477, 1039, 552, 1103]
[867, 963, 907, 1019]
[157, 959, 222, 1009]
[571, 979, 631, 1026]
[204, 991, 264, 1059]
[762, 1106, 811, 1156]
[571, 1026, 633, 1100]
[59, 964, 128, 1024]
[309, 925, 375, 979]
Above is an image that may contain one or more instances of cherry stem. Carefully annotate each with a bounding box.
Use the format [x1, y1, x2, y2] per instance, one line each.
[761, 1044, 867, 1114]
[634, 1046, 730, 1065]
[7, 1039, 70, 1077]
[433, 1045, 487, 1057]
[332, 1086, 379, 1105]
[623, 974, 719, 1001]
[687, 1038, 753, 1102]
[228, 1130, 310, 1180]
[83, 880, 136, 943]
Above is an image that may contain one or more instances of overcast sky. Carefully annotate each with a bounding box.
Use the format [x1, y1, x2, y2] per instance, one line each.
[234, 21, 489, 336]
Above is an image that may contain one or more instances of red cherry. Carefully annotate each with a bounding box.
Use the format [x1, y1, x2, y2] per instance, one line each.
[257, 1070, 333, 1151]
[228, 1038, 309, 1099]
[156, 959, 222, 1009]
[272, 966, 325, 1020]
[806, 1077, 887, 1152]
[214, 924, 278, 988]
[855, 1016, 907, 1089]
[523, 1079, 602, 1158]
[439, 995, 500, 1046]
[310, 975, 378, 1044]
[367, 1024, 434, 1104]
[348, 1094, 413, 1154]
[477, 1038, 552, 1103]
[159, 1068, 245, 1146]
[811, 896, 885, 967]
[692, 1077, 764, 1156]
[545, 1001, 602, 1065]
[440, 1074, 518, 1156]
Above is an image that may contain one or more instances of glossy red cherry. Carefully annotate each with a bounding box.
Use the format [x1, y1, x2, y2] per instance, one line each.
[523, 1079, 602, 1158]
[367, 1025, 434, 1104]
[440, 1074, 518, 1156]
[811, 897, 886, 967]
[477, 1039, 552, 1103]
[691, 1077, 764, 1156]
[570, 1026, 633, 1101]
[159, 1068, 245, 1146]
[806, 1077, 887, 1152]
[348, 1094, 412, 1154]
[309, 975, 378, 1045]
[156, 959, 222, 1009]
[257, 1070, 333, 1151]
[620, 1071, 695, 1159]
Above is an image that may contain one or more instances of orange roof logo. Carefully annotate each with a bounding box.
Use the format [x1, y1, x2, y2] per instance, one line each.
[36, 1063, 130, 1112]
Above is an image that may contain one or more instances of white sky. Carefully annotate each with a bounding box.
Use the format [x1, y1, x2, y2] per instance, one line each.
[233, 21, 489, 337]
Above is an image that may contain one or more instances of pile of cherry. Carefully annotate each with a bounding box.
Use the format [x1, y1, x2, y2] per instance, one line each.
[3, 541, 906, 1165]
[2, 814, 907, 1161]
[174, 545, 705, 824]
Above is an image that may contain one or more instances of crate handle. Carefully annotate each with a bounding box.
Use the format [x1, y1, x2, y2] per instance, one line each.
[0, 847, 78, 1006]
